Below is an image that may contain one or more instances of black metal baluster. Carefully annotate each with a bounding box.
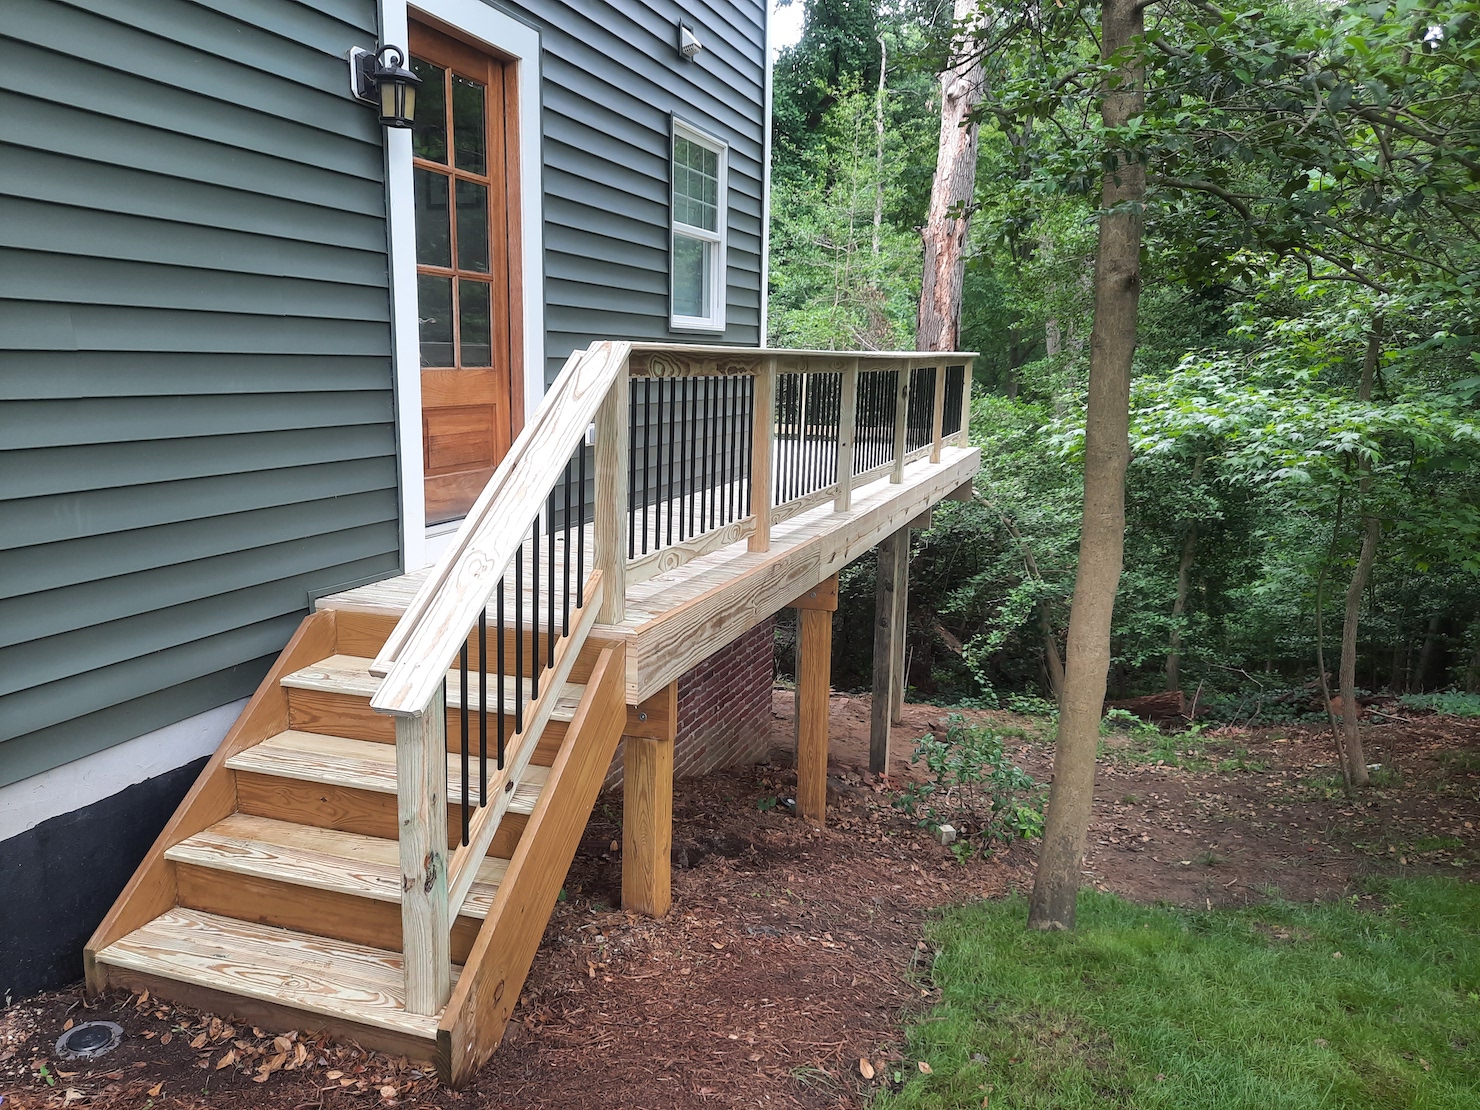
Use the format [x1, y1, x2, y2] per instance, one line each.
[642, 379, 652, 553]
[459, 640, 469, 846]
[627, 386, 637, 559]
[665, 378, 676, 546]
[547, 497, 556, 668]
[577, 444, 587, 599]
[514, 543, 524, 734]
[562, 459, 572, 636]
[497, 584, 507, 770]
[685, 378, 697, 540]
[531, 518, 540, 701]
[743, 375, 753, 511]
[726, 377, 737, 522]
[478, 608, 487, 806]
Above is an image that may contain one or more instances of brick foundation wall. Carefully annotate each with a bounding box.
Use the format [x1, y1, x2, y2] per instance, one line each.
[604, 616, 776, 791]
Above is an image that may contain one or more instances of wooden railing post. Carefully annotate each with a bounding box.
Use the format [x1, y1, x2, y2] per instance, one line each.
[748, 357, 776, 552]
[398, 684, 450, 1015]
[929, 362, 947, 464]
[957, 357, 974, 448]
[594, 358, 629, 624]
[890, 365, 909, 483]
[834, 359, 859, 511]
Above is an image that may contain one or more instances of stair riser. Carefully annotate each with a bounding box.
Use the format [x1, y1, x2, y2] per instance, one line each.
[336, 611, 599, 684]
[286, 688, 567, 757]
[174, 865, 486, 965]
[234, 772, 530, 854]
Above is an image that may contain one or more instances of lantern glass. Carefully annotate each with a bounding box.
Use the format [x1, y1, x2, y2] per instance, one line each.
[380, 78, 416, 128]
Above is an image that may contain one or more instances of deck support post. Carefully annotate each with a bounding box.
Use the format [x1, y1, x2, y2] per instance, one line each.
[594, 359, 630, 625]
[622, 683, 677, 917]
[748, 358, 776, 552]
[871, 528, 909, 774]
[397, 685, 451, 1015]
[788, 577, 838, 824]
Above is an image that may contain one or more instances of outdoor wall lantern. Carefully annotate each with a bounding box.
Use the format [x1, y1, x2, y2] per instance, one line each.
[347, 45, 421, 128]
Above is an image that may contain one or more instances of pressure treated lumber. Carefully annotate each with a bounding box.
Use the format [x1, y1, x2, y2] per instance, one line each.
[748, 358, 776, 552]
[397, 685, 451, 1016]
[438, 642, 628, 1085]
[891, 537, 909, 726]
[83, 610, 338, 992]
[795, 607, 832, 824]
[871, 528, 908, 774]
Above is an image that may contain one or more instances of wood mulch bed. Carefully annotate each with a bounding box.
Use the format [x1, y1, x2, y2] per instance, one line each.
[4, 693, 1476, 1109]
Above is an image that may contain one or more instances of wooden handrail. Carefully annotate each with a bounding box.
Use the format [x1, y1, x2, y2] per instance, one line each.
[370, 341, 631, 716]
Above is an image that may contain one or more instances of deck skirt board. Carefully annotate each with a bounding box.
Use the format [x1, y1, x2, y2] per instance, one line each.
[165, 815, 511, 917]
[95, 909, 456, 1040]
[226, 730, 549, 811]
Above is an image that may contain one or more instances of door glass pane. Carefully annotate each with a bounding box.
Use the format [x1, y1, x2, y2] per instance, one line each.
[411, 59, 447, 163]
[673, 233, 709, 318]
[458, 279, 493, 366]
[418, 274, 454, 366]
[413, 168, 451, 268]
[452, 74, 486, 174]
[455, 179, 490, 273]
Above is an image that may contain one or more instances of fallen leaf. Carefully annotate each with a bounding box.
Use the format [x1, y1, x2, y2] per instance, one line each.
[137, 990, 150, 1007]
[63, 1019, 74, 1031]
[859, 1058, 875, 1080]
[189, 1033, 207, 1050]
[273, 1035, 293, 1054]
[148, 1083, 163, 1097]
[326, 1070, 343, 1080]
[159, 1033, 172, 1046]
[340, 1077, 355, 1087]
[380, 1084, 399, 1098]
[291, 1043, 309, 1068]
[918, 1061, 933, 1074]
[215, 1050, 237, 1071]
[62, 1088, 86, 1107]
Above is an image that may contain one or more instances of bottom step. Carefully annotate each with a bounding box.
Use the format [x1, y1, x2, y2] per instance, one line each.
[95, 908, 454, 1044]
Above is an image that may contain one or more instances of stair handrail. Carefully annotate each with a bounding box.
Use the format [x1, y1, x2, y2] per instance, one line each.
[369, 340, 631, 717]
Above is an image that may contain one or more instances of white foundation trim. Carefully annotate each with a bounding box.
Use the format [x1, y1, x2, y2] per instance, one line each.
[0, 700, 247, 843]
[381, 0, 546, 572]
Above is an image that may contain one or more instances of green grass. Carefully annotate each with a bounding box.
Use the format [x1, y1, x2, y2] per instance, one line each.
[879, 879, 1480, 1110]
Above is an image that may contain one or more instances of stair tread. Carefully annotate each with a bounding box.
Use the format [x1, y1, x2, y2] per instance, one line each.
[226, 730, 549, 810]
[96, 908, 453, 1038]
[282, 655, 584, 720]
[166, 815, 510, 918]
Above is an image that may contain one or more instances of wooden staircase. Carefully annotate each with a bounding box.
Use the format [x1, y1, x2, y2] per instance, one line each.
[85, 606, 627, 1082]
[85, 340, 979, 1088]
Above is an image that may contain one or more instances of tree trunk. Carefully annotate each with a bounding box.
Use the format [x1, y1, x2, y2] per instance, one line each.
[1466, 630, 1480, 694]
[1414, 613, 1441, 692]
[996, 506, 1065, 702]
[917, 0, 986, 350]
[1027, 0, 1143, 932]
[1339, 318, 1383, 789]
[872, 35, 887, 259]
[1165, 455, 1204, 693]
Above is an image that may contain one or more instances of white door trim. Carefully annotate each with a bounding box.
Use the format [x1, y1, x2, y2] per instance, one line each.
[380, 0, 545, 572]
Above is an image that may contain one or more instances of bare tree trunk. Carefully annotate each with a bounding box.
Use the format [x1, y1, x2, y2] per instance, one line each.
[1414, 613, 1441, 692]
[872, 35, 887, 259]
[1466, 631, 1480, 693]
[995, 506, 1066, 701]
[1165, 455, 1204, 693]
[917, 0, 986, 350]
[1027, 0, 1143, 932]
[1339, 319, 1382, 789]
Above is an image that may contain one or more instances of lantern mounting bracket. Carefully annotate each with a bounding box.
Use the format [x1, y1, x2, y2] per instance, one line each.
[346, 43, 421, 129]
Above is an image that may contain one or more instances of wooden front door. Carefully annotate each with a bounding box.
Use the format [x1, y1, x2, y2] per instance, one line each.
[409, 22, 522, 525]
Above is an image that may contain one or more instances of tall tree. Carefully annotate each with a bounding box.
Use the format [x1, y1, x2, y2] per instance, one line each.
[1027, 0, 1145, 931]
[917, 0, 986, 349]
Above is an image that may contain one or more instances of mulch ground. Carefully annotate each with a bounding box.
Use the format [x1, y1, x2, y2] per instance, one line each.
[4, 693, 1476, 1110]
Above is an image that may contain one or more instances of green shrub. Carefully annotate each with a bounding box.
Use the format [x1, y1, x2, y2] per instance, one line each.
[894, 715, 1044, 857]
[1399, 690, 1480, 718]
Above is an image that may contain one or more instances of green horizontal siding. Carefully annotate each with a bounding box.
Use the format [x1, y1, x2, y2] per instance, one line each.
[512, 0, 767, 380]
[0, 0, 398, 787]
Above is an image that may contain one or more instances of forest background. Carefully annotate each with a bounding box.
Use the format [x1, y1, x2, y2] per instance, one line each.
[768, 0, 1480, 724]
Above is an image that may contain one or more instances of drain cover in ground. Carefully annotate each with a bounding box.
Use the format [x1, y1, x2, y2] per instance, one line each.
[55, 1021, 124, 1060]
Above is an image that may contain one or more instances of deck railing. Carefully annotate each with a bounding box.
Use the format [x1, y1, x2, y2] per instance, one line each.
[369, 342, 972, 1013]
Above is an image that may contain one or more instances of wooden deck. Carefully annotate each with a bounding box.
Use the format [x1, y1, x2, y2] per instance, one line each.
[318, 444, 979, 702]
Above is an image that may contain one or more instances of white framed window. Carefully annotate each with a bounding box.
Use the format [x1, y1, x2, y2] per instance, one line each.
[670, 118, 728, 332]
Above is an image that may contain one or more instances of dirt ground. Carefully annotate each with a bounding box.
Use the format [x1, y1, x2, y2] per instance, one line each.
[4, 692, 1476, 1110]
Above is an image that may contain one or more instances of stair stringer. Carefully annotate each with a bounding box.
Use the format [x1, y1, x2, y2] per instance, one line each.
[84, 609, 340, 993]
[437, 638, 628, 1086]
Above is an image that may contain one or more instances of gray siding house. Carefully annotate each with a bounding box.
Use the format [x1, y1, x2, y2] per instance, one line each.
[1, 0, 769, 998]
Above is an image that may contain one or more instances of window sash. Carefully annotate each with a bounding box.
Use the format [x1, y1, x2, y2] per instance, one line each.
[670, 121, 727, 331]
